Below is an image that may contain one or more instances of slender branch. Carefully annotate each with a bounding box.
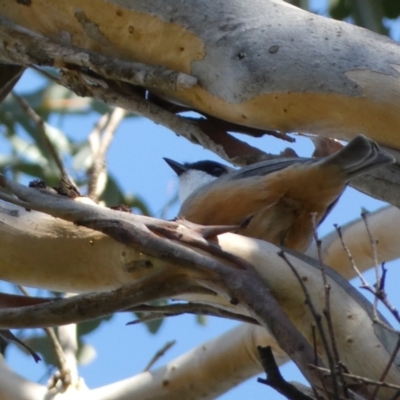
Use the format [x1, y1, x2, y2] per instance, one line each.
[0, 274, 203, 328]
[11, 92, 65, 177]
[334, 225, 369, 287]
[312, 215, 347, 399]
[0, 15, 197, 92]
[257, 345, 313, 400]
[45, 327, 72, 389]
[361, 212, 381, 320]
[126, 303, 259, 326]
[369, 335, 400, 400]
[309, 365, 400, 392]
[143, 340, 176, 372]
[278, 250, 333, 393]
[55, 293, 81, 390]
[0, 173, 329, 390]
[60, 70, 270, 166]
[335, 224, 400, 329]
[0, 329, 41, 363]
[17, 286, 72, 389]
[87, 107, 126, 200]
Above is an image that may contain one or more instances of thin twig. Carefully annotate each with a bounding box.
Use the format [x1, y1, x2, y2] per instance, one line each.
[11, 92, 65, 177]
[257, 346, 313, 400]
[369, 335, 400, 400]
[309, 365, 400, 391]
[126, 303, 259, 326]
[312, 215, 347, 398]
[60, 70, 271, 166]
[143, 340, 176, 372]
[361, 212, 380, 320]
[389, 390, 400, 400]
[334, 225, 368, 286]
[17, 286, 71, 389]
[335, 223, 400, 398]
[0, 329, 41, 363]
[0, 15, 197, 92]
[87, 107, 126, 200]
[278, 251, 332, 399]
[335, 224, 400, 326]
[311, 324, 327, 399]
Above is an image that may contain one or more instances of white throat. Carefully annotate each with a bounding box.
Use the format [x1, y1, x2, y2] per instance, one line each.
[179, 170, 217, 203]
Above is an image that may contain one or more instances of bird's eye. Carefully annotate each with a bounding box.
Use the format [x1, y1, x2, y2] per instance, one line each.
[212, 167, 224, 176]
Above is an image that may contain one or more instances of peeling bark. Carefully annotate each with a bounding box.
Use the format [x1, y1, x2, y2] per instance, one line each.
[0, 0, 400, 148]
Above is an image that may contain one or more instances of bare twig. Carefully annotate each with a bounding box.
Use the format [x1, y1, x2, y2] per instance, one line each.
[333, 224, 400, 399]
[312, 215, 347, 398]
[56, 293, 80, 389]
[279, 250, 336, 399]
[17, 286, 72, 390]
[0, 329, 41, 363]
[369, 335, 400, 400]
[257, 346, 313, 400]
[334, 225, 369, 287]
[60, 70, 270, 166]
[0, 173, 329, 389]
[0, 15, 196, 92]
[87, 107, 127, 200]
[390, 390, 400, 400]
[309, 365, 400, 392]
[335, 224, 400, 327]
[126, 303, 259, 326]
[0, 271, 205, 328]
[147, 221, 253, 271]
[143, 340, 176, 372]
[334, 225, 381, 323]
[11, 92, 79, 195]
[45, 328, 72, 390]
[12, 92, 65, 177]
[361, 212, 381, 319]
[311, 325, 327, 398]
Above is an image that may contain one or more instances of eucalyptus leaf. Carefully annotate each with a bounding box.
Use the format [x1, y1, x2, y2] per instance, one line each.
[77, 340, 97, 365]
[77, 315, 113, 338]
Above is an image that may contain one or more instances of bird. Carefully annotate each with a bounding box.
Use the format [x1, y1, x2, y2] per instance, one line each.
[164, 135, 394, 252]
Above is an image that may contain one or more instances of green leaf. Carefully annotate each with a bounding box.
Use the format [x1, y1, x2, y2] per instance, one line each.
[145, 318, 164, 334]
[99, 174, 151, 215]
[76, 340, 97, 365]
[329, 0, 352, 20]
[77, 315, 113, 337]
[24, 335, 56, 366]
[196, 314, 208, 326]
[383, 0, 400, 19]
[99, 174, 124, 206]
[133, 299, 168, 334]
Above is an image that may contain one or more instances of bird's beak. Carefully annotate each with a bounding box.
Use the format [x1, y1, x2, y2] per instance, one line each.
[163, 158, 187, 176]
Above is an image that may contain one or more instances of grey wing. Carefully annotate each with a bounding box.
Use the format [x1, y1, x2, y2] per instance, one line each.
[225, 157, 312, 181]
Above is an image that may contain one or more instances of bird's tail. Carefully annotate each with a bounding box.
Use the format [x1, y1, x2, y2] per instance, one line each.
[323, 135, 395, 179]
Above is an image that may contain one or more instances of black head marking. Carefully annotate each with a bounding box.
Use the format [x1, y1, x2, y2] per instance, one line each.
[183, 160, 230, 178]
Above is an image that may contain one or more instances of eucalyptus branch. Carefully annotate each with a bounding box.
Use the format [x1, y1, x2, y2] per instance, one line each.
[18, 285, 71, 386]
[60, 70, 270, 166]
[369, 336, 400, 400]
[0, 274, 201, 329]
[0, 173, 329, 391]
[312, 215, 348, 399]
[309, 365, 400, 392]
[143, 340, 176, 372]
[257, 345, 313, 400]
[126, 303, 259, 326]
[87, 107, 127, 201]
[12, 92, 65, 177]
[0, 15, 196, 92]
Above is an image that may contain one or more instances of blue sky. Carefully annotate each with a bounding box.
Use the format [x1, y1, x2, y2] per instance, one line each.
[1, 2, 400, 399]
